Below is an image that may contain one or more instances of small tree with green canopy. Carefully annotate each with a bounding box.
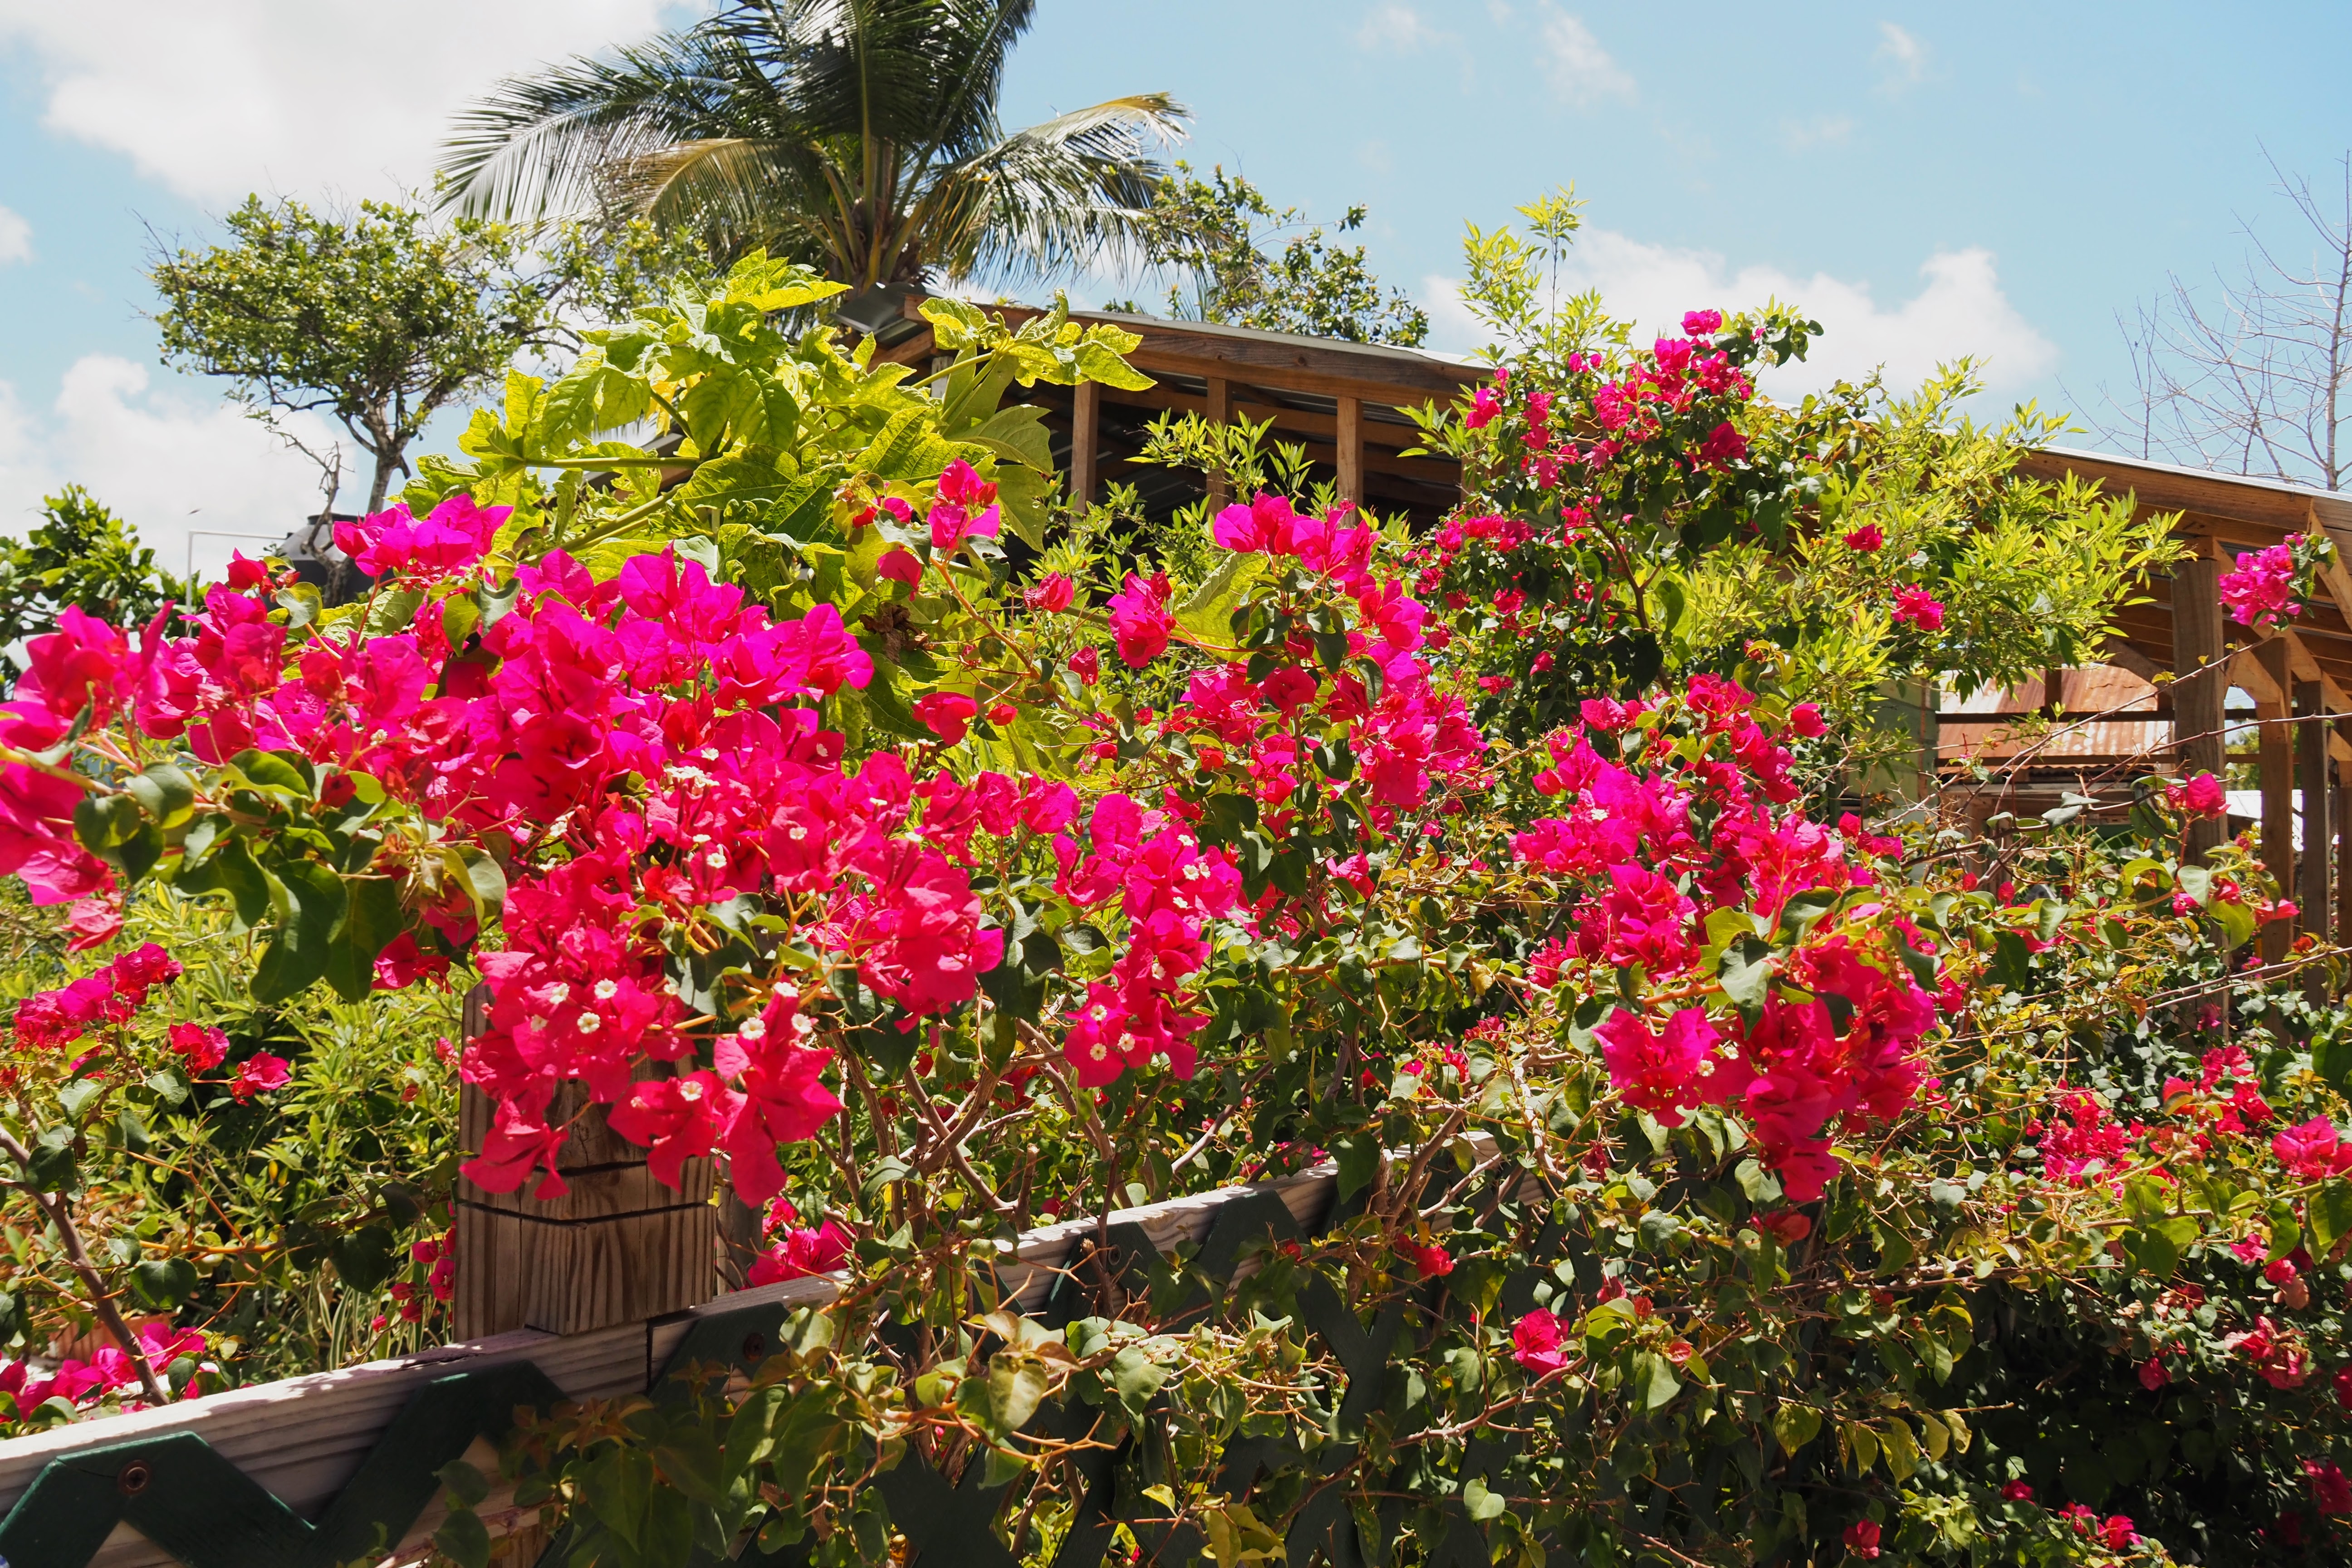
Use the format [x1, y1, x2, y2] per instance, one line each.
[0, 485, 180, 656]
[151, 197, 563, 515]
[1112, 162, 1431, 346]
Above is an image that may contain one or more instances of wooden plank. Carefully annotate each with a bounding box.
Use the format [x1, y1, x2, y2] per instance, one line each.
[2172, 555, 2227, 862]
[1070, 380, 1100, 509]
[2260, 640, 2295, 964]
[1206, 377, 1231, 509]
[1336, 396, 1365, 508]
[0, 1322, 648, 1568]
[2016, 449, 2319, 533]
[0, 1165, 1351, 1567]
[2300, 681, 2333, 944]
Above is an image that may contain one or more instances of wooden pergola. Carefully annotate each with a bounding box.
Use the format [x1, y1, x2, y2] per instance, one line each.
[880, 296, 1482, 527]
[877, 298, 2352, 947]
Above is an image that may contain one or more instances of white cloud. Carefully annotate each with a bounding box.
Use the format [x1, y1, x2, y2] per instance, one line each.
[1538, 8, 1635, 105]
[1780, 115, 1854, 152]
[1420, 230, 2058, 397]
[0, 0, 678, 206]
[1875, 21, 1927, 94]
[0, 206, 29, 265]
[0, 356, 340, 581]
[1357, 1, 1448, 52]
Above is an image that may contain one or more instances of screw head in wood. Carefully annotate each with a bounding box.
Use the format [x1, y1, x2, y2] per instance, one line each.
[116, 1459, 152, 1496]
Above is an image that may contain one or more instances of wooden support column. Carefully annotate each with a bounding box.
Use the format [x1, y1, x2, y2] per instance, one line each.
[2171, 552, 2228, 862]
[454, 991, 717, 1340]
[1205, 377, 1231, 509]
[2298, 681, 2333, 957]
[1069, 381, 1100, 511]
[1336, 395, 1364, 509]
[2340, 746, 2352, 951]
[2259, 641, 2294, 966]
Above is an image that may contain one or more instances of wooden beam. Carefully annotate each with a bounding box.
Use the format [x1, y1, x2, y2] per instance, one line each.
[1337, 395, 1364, 508]
[1070, 380, 1100, 510]
[2172, 554, 2228, 862]
[2340, 745, 2352, 950]
[2299, 680, 2333, 946]
[1205, 376, 1231, 508]
[2260, 640, 2295, 965]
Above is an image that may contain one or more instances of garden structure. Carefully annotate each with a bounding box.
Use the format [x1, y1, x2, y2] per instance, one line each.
[5, 250, 2352, 1568]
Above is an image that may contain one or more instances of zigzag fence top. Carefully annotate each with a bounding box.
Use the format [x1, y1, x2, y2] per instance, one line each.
[0, 1165, 1340, 1568]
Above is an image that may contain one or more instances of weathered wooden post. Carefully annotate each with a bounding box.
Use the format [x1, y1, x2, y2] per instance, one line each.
[2171, 550, 2228, 864]
[1069, 381, 1101, 512]
[1335, 395, 1365, 508]
[2297, 680, 2332, 943]
[452, 988, 718, 1341]
[2258, 641, 2293, 966]
[1206, 376, 1233, 509]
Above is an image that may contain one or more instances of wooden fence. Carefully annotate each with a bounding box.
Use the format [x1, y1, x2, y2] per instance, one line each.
[0, 1165, 1339, 1568]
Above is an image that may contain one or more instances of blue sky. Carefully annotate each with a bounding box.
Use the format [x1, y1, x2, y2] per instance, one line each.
[0, 0, 2344, 574]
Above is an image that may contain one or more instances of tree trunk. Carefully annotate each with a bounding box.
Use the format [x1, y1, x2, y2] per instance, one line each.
[363, 448, 398, 515]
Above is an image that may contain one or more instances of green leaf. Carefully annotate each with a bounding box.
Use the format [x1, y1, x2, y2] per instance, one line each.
[129, 1257, 199, 1310]
[432, 1508, 490, 1568]
[329, 1225, 395, 1292]
[125, 763, 196, 827]
[2309, 1180, 2352, 1257]
[321, 874, 404, 1004]
[1633, 1352, 1680, 1410]
[229, 748, 313, 797]
[1773, 1402, 1823, 1455]
[1333, 1132, 1382, 1203]
[1462, 1477, 1506, 1522]
[1109, 1346, 1169, 1422]
[251, 857, 348, 1002]
[436, 1459, 491, 1509]
[1718, 935, 1774, 1014]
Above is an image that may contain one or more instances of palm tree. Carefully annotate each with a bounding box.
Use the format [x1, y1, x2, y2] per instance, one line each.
[440, 0, 1187, 292]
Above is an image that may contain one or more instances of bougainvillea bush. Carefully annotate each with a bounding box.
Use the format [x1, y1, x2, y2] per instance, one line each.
[5, 230, 2352, 1568]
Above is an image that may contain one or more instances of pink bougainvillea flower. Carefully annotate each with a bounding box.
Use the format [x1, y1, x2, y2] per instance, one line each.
[62, 893, 122, 951]
[1595, 1007, 1718, 1127]
[1681, 308, 1724, 336]
[1023, 573, 1074, 612]
[229, 1052, 290, 1100]
[2273, 1116, 2352, 1178]
[748, 1217, 853, 1286]
[926, 459, 1002, 550]
[1785, 702, 1826, 738]
[1891, 585, 1945, 631]
[877, 548, 923, 588]
[2166, 770, 2228, 818]
[1843, 1519, 1881, 1559]
[2219, 542, 2303, 631]
[913, 691, 980, 745]
[1842, 523, 1884, 552]
[167, 1022, 228, 1071]
[1402, 1240, 1453, 1279]
[1511, 1308, 1569, 1376]
[2000, 1481, 2034, 1502]
[1107, 572, 1175, 667]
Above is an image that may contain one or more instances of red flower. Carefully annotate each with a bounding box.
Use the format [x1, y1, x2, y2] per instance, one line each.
[2138, 1356, 2169, 1391]
[1512, 1308, 1568, 1376]
[2100, 1515, 2136, 1549]
[2309, 1459, 2352, 1516]
[167, 1022, 228, 1071]
[1891, 585, 1945, 631]
[1402, 1240, 1454, 1279]
[1023, 573, 1074, 612]
[229, 1052, 290, 1101]
[2000, 1481, 2034, 1501]
[1843, 524, 1885, 552]
[912, 691, 979, 745]
[1842, 1519, 1881, 1558]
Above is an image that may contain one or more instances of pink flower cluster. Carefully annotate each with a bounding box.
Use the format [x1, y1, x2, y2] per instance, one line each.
[747, 1200, 853, 1287]
[2219, 542, 2305, 632]
[1056, 794, 1241, 1086]
[1511, 679, 1932, 1199]
[0, 1322, 207, 1422]
[11, 943, 181, 1051]
[1188, 494, 1484, 819]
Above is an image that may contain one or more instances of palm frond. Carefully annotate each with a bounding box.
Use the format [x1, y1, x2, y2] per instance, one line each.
[920, 94, 1188, 285]
[439, 30, 784, 220]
